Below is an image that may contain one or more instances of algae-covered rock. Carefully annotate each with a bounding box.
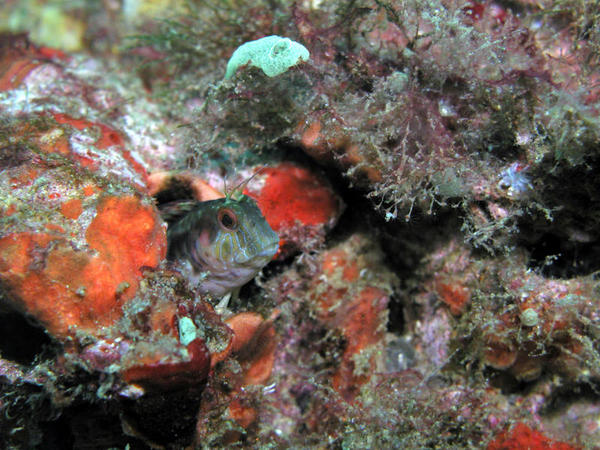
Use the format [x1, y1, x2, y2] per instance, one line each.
[0, 116, 166, 339]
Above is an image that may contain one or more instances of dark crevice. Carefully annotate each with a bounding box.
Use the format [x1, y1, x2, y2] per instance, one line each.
[540, 380, 600, 416]
[484, 366, 539, 395]
[0, 309, 53, 365]
[523, 231, 600, 279]
[386, 292, 405, 335]
[519, 154, 600, 279]
[152, 176, 196, 206]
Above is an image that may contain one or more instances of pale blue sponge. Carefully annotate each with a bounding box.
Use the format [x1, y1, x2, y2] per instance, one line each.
[225, 35, 310, 79]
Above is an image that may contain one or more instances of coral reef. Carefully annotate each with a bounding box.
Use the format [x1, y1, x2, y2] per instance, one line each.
[1, 0, 599, 448]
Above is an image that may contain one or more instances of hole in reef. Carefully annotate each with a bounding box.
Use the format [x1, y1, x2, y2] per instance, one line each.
[522, 231, 600, 279]
[387, 292, 405, 335]
[484, 366, 538, 395]
[540, 380, 600, 415]
[0, 310, 53, 364]
[519, 154, 600, 279]
[38, 413, 74, 450]
[152, 176, 196, 206]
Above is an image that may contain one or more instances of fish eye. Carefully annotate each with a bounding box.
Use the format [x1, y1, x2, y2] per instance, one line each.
[217, 208, 238, 231]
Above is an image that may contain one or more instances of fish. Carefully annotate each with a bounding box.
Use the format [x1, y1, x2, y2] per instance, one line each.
[165, 194, 279, 298]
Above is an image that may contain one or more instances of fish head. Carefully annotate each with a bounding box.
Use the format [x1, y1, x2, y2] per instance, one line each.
[167, 195, 279, 296]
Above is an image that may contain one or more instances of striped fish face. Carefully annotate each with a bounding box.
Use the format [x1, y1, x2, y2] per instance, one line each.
[167, 195, 279, 296]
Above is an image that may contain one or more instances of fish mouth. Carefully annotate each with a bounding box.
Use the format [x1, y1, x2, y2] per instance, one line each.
[234, 240, 279, 265]
[259, 240, 280, 259]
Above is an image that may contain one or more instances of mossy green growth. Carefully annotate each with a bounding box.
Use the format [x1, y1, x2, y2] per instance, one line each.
[224, 35, 309, 79]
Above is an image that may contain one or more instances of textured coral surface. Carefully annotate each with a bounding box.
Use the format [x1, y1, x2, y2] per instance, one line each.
[1, 0, 599, 448]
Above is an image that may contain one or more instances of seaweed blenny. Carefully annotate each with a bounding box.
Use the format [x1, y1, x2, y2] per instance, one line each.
[156, 174, 279, 298]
